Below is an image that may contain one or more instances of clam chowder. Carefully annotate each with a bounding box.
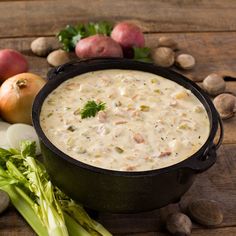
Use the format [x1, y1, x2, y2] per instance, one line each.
[40, 69, 210, 171]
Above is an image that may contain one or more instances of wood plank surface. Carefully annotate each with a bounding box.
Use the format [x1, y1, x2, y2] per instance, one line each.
[0, 0, 236, 38]
[119, 227, 236, 236]
[0, 0, 236, 235]
[146, 32, 236, 82]
[1, 32, 236, 82]
[0, 207, 35, 236]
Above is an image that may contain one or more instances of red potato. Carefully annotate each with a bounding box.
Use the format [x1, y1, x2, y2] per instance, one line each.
[111, 22, 145, 48]
[0, 49, 28, 83]
[75, 35, 123, 58]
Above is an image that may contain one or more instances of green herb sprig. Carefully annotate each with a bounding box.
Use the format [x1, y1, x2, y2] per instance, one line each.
[57, 21, 113, 51]
[80, 100, 106, 119]
[133, 47, 152, 62]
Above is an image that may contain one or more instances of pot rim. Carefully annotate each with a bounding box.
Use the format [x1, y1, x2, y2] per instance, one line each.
[32, 58, 220, 177]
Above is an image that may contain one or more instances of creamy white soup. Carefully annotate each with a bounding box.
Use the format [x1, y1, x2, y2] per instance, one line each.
[40, 69, 210, 171]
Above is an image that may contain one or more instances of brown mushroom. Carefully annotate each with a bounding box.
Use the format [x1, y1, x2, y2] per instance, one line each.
[175, 54, 196, 70]
[151, 47, 175, 67]
[213, 93, 236, 119]
[166, 212, 192, 236]
[202, 73, 226, 96]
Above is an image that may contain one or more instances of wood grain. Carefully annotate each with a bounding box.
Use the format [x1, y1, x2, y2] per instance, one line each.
[0, 1, 236, 235]
[1, 32, 236, 81]
[0, 0, 236, 38]
[0, 206, 35, 236]
[191, 227, 236, 236]
[118, 227, 236, 236]
[145, 32, 236, 82]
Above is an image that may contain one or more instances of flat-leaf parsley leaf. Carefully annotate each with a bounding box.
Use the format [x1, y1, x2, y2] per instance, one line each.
[133, 47, 152, 62]
[80, 100, 106, 119]
[57, 21, 113, 51]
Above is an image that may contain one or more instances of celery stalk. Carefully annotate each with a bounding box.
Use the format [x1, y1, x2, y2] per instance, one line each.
[64, 212, 91, 236]
[60, 200, 112, 236]
[0, 185, 96, 236]
[0, 142, 112, 236]
[0, 185, 48, 236]
[25, 156, 69, 236]
[91, 219, 112, 236]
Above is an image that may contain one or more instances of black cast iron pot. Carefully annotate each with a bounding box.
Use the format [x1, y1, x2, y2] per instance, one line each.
[32, 58, 223, 213]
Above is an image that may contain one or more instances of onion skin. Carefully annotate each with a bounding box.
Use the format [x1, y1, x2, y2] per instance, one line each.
[0, 73, 46, 124]
[0, 49, 28, 82]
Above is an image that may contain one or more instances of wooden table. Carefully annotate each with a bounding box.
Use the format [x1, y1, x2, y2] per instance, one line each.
[0, 1, 236, 235]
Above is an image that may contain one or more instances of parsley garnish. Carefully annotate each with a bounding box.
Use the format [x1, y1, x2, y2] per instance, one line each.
[57, 21, 113, 51]
[80, 100, 106, 119]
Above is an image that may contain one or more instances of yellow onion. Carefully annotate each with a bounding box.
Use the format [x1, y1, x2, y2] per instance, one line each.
[0, 73, 46, 124]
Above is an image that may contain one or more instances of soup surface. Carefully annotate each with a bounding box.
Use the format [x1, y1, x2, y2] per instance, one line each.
[40, 69, 210, 171]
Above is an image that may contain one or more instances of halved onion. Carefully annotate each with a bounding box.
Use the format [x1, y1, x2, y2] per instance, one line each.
[0, 121, 11, 148]
[6, 123, 41, 155]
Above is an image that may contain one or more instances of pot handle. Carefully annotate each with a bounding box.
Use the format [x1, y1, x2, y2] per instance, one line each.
[47, 60, 82, 80]
[47, 58, 123, 80]
[215, 114, 224, 150]
[184, 145, 217, 172]
[183, 114, 223, 172]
